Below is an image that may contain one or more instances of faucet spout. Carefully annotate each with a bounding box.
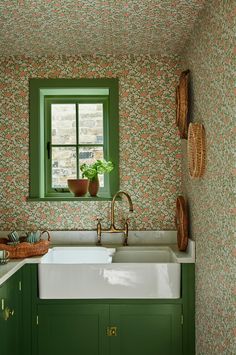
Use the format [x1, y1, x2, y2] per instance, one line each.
[96, 190, 134, 246]
[111, 190, 133, 228]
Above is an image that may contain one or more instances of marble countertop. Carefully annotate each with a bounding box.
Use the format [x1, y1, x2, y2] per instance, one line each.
[0, 257, 40, 286]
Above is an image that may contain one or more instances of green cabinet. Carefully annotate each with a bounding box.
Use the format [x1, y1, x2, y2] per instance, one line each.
[36, 304, 109, 355]
[34, 303, 182, 355]
[0, 270, 22, 355]
[1, 263, 194, 355]
[110, 304, 182, 355]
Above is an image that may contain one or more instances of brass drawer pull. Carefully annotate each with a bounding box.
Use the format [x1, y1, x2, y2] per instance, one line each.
[3, 307, 15, 321]
[106, 326, 118, 336]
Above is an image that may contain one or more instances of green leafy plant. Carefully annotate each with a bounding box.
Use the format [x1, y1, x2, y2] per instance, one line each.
[80, 160, 114, 181]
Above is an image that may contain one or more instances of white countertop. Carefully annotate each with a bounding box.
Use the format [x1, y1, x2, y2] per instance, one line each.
[0, 257, 41, 286]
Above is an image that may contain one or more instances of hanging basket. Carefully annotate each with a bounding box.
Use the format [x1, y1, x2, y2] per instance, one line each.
[176, 70, 190, 139]
[187, 123, 206, 178]
[175, 85, 180, 126]
[175, 196, 188, 251]
[0, 231, 51, 259]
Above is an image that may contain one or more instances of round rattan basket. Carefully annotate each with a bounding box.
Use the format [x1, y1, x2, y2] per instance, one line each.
[176, 70, 190, 139]
[187, 123, 206, 178]
[175, 196, 188, 251]
[0, 231, 50, 259]
[175, 85, 180, 126]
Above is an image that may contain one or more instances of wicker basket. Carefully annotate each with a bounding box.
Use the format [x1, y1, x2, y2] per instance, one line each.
[176, 70, 190, 139]
[187, 123, 206, 178]
[175, 85, 180, 126]
[0, 231, 50, 259]
[175, 196, 188, 251]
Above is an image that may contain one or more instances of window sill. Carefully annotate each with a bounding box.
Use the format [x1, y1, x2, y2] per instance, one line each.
[27, 196, 113, 202]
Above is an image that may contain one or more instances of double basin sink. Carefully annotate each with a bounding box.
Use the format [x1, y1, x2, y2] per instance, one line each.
[38, 246, 181, 299]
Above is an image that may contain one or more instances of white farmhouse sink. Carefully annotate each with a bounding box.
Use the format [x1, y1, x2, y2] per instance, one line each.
[38, 246, 180, 299]
[40, 247, 114, 264]
[112, 246, 177, 263]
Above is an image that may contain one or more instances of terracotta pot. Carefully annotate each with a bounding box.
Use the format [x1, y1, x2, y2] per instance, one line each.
[88, 178, 99, 197]
[67, 179, 88, 197]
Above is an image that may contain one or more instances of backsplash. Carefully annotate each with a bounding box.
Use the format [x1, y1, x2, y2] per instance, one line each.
[181, 0, 235, 354]
[0, 55, 182, 231]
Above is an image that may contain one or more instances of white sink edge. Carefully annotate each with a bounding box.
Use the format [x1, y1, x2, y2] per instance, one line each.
[39, 242, 195, 264]
[40, 246, 179, 264]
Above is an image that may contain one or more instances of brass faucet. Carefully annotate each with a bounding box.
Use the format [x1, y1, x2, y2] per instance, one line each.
[96, 190, 134, 246]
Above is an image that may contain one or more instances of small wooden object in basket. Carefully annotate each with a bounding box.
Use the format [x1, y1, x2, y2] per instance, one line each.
[175, 196, 188, 251]
[187, 123, 206, 178]
[176, 70, 190, 139]
[0, 230, 51, 259]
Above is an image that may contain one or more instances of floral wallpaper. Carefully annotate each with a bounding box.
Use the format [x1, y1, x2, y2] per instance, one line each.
[0, 54, 182, 231]
[0, 0, 206, 57]
[0, 1, 234, 352]
[181, 0, 235, 354]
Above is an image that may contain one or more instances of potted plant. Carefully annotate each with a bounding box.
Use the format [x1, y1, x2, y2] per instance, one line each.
[80, 160, 114, 196]
[67, 178, 88, 197]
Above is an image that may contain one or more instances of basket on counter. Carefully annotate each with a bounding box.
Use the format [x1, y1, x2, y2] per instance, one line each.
[0, 230, 50, 259]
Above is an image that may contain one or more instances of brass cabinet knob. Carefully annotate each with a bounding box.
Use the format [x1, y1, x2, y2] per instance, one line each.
[106, 326, 118, 336]
[9, 308, 14, 316]
[3, 307, 15, 321]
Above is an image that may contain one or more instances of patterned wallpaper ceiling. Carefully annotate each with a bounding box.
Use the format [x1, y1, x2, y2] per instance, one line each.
[0, 0, 206, 56]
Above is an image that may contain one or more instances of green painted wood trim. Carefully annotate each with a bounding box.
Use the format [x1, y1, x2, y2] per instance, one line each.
[31, 78, 118, 89]
[21, 266, 32, 355]
[35, 298, 184, 305]
[182, 264, 195, 355]
[45, 96, 109, 195]
[1, 270, 23, 355]
[30, 264, 40, 355]
[76, 103, 79, 179]
[37, 304, 110, 355]
[27, 196, 114, 201]
[41, 88, 109, 95]
[29, 78, 119, 200]
[110, 304, 183, 355]
[107, 79, 119, 195]
[29, 80, 41, 198]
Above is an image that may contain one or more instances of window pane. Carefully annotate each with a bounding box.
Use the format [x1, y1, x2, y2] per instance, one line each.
[79, 104, 103, 144]
[52, 147, 76, 188]
[51, 104, 76, 144]
[79, 147, 104, 187]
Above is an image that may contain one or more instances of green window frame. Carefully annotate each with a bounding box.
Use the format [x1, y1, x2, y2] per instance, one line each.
[29, 79, 119, 201]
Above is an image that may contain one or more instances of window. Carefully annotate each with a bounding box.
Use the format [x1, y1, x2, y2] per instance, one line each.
[29, 79, 119, 200]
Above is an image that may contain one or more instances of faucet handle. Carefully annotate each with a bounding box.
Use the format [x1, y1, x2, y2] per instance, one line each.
[96, 218, 102, 246]
[123, 218, 130, 246]
[96, 217, 103, 228]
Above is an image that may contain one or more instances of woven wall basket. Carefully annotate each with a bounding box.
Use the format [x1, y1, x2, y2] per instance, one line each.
[176, 70, 190, 139]
[187, 123, 206, 178]
[175, 85, 180, 126]
[175, 196, 188, 251]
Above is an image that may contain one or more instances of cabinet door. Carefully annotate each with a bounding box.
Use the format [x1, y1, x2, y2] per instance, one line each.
[110, 304, 182, 355]
[0, 282, 7, 354]
[0, 271, 22, 355]
[36, 304, 109, 355]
